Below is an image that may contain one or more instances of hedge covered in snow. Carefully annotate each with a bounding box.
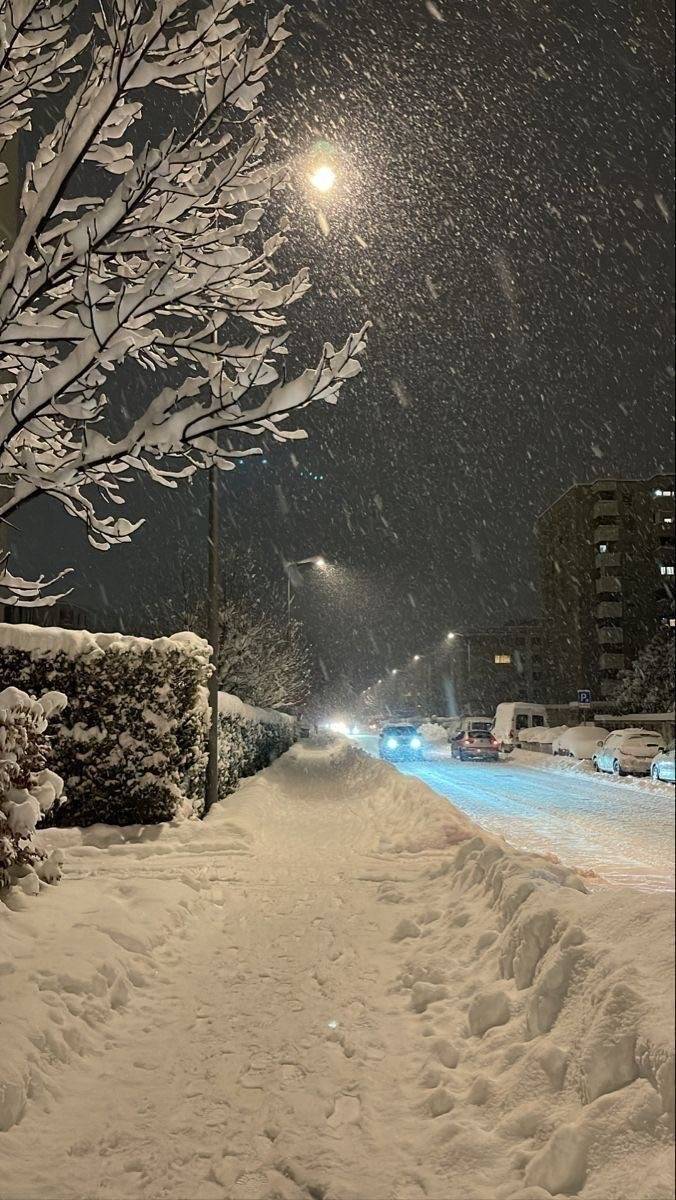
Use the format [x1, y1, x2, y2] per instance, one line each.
[0, 624, 210, 826]
[0, 686, 66, 896]
[0, 624, 296, 828]
[217, 692, 296, 800]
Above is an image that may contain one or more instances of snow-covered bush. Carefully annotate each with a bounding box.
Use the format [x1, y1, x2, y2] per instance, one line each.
[0, 686, 66, 896]
[0, 624, 210, 826]
[0, 625, 297, 828]
[217, 694, 295, 800]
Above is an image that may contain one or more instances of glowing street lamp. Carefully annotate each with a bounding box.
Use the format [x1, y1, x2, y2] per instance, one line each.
[446, 631, 456, 641]
[391, 668, 398, 676]
[309, 163, 336, 193]
[413, 654, 421, 662]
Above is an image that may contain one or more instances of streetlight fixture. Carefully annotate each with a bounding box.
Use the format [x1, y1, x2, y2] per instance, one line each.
[391, 668, 398, 676]
[285, 555, 326, 620]
[446, 631, 456, 641]
[309, 163, 336, 192]
[413, 654, 421, 662]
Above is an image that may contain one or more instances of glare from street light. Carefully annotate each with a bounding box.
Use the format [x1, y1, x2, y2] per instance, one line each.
[446, 631, 456, 640]
[309, 164, 336, 192]
[391, 668, 398, 675]
[315, 556, 326, 568]
[413, 654, 420, 661]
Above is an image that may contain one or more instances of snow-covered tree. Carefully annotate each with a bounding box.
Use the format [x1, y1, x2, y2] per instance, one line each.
[612, 628, 675, 715]
[215, 597, 310, 710]
[0, 0, 367, 604]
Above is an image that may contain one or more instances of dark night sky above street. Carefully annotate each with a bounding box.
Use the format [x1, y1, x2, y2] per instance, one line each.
[17, 0, 675, 703]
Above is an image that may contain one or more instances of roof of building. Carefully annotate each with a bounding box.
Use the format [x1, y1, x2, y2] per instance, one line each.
[537, 473, 676, 522]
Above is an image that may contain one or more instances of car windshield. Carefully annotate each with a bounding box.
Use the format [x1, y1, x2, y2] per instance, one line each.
[383, 726, 416, 737]
[466, 730, 492, 740]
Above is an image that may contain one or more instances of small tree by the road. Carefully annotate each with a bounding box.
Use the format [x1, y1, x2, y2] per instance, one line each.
[612, 628, 675, 715]
[0, 0, 367, 604]
[215, 598, 310, 710]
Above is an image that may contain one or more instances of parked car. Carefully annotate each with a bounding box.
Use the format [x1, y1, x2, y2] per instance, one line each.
[592, 728, 665, 777]
[650, 741, 675, 783]
[450, 728, 500, 762]
[553, 725, 607, 760]
[492, 703, 548, 752]
[379, 722, 424, 762]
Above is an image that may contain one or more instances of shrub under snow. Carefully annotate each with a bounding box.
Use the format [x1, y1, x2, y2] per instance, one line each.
[0, 625, 297, 828]
[0, 686, 66, 896]
[0, 624, 210, 826]
[217, 693, 296, 800]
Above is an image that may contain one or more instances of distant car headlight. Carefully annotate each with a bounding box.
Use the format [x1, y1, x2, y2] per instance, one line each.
[387, 737, 398, 749]
[410, 737, 422, 750]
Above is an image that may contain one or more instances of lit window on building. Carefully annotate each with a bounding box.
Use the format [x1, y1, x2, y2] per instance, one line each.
[598, 543, 608, 553]
[494, 654, 511, 664]
[659, 565, 675, 576]
[654, 488, 675, 498]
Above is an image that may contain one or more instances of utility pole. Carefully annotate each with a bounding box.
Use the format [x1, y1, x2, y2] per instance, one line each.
[205, 464, 220, 814]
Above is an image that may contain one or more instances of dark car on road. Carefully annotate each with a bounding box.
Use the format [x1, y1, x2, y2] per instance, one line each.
[379, 723, 424, 762]
[450, 728, 500, 762]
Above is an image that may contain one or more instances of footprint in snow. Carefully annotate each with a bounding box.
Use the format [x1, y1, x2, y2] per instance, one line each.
[327, 1093, 361, 1127]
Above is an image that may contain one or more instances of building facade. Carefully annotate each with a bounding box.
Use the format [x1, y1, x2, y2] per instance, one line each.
[537, 474, 676, 700]
[441, 620, 543, 715]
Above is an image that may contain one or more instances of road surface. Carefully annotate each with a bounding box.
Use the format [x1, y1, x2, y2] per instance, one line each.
[360, 738, 674, 891]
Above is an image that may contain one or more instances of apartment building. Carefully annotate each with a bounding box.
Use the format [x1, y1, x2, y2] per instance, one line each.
[441, 620, 543, 715]
[537, 474, 675, 700]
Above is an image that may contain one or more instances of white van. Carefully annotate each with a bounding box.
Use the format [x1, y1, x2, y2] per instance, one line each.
[439, 715, 492, 740]
[492, 703, 548, 752]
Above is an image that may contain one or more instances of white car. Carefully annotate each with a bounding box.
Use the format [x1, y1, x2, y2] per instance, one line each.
[593, 728, 665, 777]
[650, 742, 675, 783]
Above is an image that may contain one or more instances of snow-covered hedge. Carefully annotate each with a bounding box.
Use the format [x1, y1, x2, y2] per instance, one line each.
[217, 692, 296, 800]
[0, 625, 297, 828]
[0, 624, 210, 827]
[0, 686, 66, 897]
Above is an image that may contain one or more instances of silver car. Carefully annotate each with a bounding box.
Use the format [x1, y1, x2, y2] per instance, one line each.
[593, 728, 665, 777]
[650, 741, 675, 783]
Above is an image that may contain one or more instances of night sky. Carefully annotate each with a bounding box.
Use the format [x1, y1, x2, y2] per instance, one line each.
[17, 0, 675, 704]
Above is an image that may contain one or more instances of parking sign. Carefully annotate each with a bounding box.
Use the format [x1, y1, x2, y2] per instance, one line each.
[577, 689, 592, 705]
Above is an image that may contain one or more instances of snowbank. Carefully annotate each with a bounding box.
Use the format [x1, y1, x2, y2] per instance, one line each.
[1, 737, 672, 1199]
[418, 721, 450, 745]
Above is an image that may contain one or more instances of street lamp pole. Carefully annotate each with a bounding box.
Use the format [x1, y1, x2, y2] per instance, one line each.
[285, 556, 326, 622]
[205, 464, 220, 814]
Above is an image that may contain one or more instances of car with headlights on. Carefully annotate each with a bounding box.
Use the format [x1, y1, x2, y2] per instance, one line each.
[378, 723, 424, 762]
[450, 728, 500, 762]
[650, 741, 675, 783]
[592, 728, 665, 777]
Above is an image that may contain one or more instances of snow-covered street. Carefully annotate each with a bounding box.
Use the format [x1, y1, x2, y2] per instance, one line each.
[2, 739, 674, 1200]
[359, 739, 675, 892]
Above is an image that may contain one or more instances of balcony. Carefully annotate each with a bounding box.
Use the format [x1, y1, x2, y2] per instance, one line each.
[598, 627, 623, 645]
[592, 499, 619, 520]
[594, 524, 619, 543]
[595, 552, 620, 569]
[596, 601, 623, 619]
[600, 652, 625, 671]
[595, 576, 622, 595]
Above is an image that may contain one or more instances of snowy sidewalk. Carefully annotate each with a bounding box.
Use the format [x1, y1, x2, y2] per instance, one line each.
[1, 739, 674, 1200]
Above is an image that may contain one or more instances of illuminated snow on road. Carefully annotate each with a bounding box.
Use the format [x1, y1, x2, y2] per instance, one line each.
[361, 738, 674, 891]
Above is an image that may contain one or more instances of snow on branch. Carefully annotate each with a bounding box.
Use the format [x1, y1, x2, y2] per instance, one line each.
[0, 0, 368, 595]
